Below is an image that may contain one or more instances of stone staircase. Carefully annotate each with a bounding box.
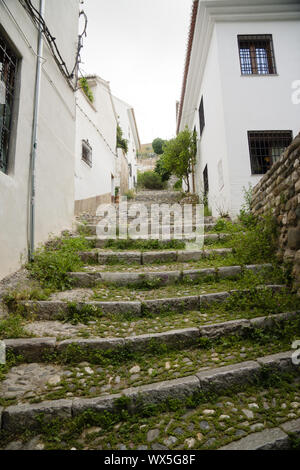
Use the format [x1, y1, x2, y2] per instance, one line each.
[0, 189, 300, 450]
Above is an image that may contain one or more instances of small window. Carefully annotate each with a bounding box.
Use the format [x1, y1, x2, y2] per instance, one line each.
[82, 139, 92, 167]
[199, 96, 205, 136]
[203, 164, 209, 196]
[128, 163, 132, 177]
[248, 131, 292, 174]
[0, 32, 18, 174]
[238, 35, 276, 75]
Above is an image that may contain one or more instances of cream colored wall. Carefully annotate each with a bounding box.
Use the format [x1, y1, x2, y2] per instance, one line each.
[0, 0, 79, 280]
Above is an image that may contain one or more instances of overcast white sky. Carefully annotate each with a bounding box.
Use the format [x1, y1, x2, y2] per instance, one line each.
[81, 0, 193, 144]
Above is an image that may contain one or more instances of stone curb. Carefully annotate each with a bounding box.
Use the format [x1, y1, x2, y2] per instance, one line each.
[68, 263, 273, 287]
[82, 223, 217, 236]
[78, 248, 233, 265]
[219, 418, 300, 450]
[85, 232, 231, 248]
[0, 351, 297, 433]
[17, 300, 141, 320]
[17, 285, 285, 320]
[4, 311, 298, 361]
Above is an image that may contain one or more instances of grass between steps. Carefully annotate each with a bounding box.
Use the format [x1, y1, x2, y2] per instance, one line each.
[0, 370, 299, 450]
[17, 208, 282, 294]
[1, 286, 299, 340]
[89, 268, 289, 301]
[0, 315, 299, 408]
[2, 263, 289, 310]
[82, 252, 237, 272]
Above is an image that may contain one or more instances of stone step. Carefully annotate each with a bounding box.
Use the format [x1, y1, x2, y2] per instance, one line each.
[68, 263, 273, 288]
[0, 350, 296, 433]
[16, 285, 284, 320]
[4, 311, 298, 362]
[79, 223, 217, 236]
[134, 190, 183, 202]
[78, 248, 233, 265]
[84, 232, 231, 248]
[219, 421, 300, 450]
[79, 214, 216, 224]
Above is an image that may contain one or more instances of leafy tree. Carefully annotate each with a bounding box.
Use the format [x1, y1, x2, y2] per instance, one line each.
[152, 138, 165, 155]
[154, 158, 171, 182]
[159, 127, 196, 193]
[117, 124, 128, 154]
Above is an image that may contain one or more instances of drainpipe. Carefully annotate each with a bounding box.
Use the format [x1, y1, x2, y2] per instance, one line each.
[29, 0, 45, 261]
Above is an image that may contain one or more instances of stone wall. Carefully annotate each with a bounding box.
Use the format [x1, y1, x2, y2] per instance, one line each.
[251, 132, 300, 290]
[74, 192, 112, 216]
[137, 156, 159, 173]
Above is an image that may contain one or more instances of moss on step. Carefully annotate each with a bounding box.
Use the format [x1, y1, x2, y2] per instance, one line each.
[1, 371, 299, 450]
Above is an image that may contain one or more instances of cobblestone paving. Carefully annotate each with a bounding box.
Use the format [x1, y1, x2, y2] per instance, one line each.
[0, 339, 293, 406]
[22, 307, 289, 340]
[2, 380, 300, 450]
[82, 256, 237, 273]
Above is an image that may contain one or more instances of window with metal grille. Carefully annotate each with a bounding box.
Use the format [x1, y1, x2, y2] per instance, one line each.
[248, 131, 293, 175]
[203, 164, 209, 196]
[82, 139, 92, 167]
[238, 35, 276, 75]
[0, 32, 18, 174]
[199, 96, 205, 136]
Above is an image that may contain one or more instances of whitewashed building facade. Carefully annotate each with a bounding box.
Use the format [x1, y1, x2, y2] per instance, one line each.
[74, 78, 141, 213]
[0, 0, 80, 280]
[177, 0, 300, 217]
[113, 95, 140, 194]
[75, 75, 118, 214]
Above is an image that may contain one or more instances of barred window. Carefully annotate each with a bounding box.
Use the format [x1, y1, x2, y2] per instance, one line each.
[248, 131, 293, 175]
[199, 96, 205, 136]
[238, 35, 276, 75]
[203, 164, 209, 196]
[0, 32, 18, 174]
[82, 139, 92, 167]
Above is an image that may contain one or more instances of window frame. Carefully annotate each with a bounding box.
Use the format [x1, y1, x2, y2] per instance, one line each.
[0, 30, 19, 175]
[81, 139, 93, 167]
[247, 130, 293, 175]
[238, 34, 277, 76]
[199, 96, 205, 137]
[203, 164, 209, 196]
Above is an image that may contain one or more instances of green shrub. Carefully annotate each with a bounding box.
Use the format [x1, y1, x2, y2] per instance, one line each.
[63, 303, 104, 325]
[137, 171, 165, 190]
[233, 214, 278, 264]
[79, 77, 94, 103]
[117, 125, 128, 154]
[173, 179, 182, 191]
[124, 190, 135, 200]
[0, 315, 30, 340]
[27, 236, 93, 291]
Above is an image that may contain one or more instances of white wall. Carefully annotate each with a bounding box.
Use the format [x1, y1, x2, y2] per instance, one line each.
[180, 14, 300, 218]
[180, 27, 231, 217]
[217, 20, 300, 216]
[113, 96, 139, 190]
[75, 77, 117, 205]
[0, 0, 79, 280]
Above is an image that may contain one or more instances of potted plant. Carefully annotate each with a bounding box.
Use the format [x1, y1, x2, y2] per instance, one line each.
[115, 186, 120, 204]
